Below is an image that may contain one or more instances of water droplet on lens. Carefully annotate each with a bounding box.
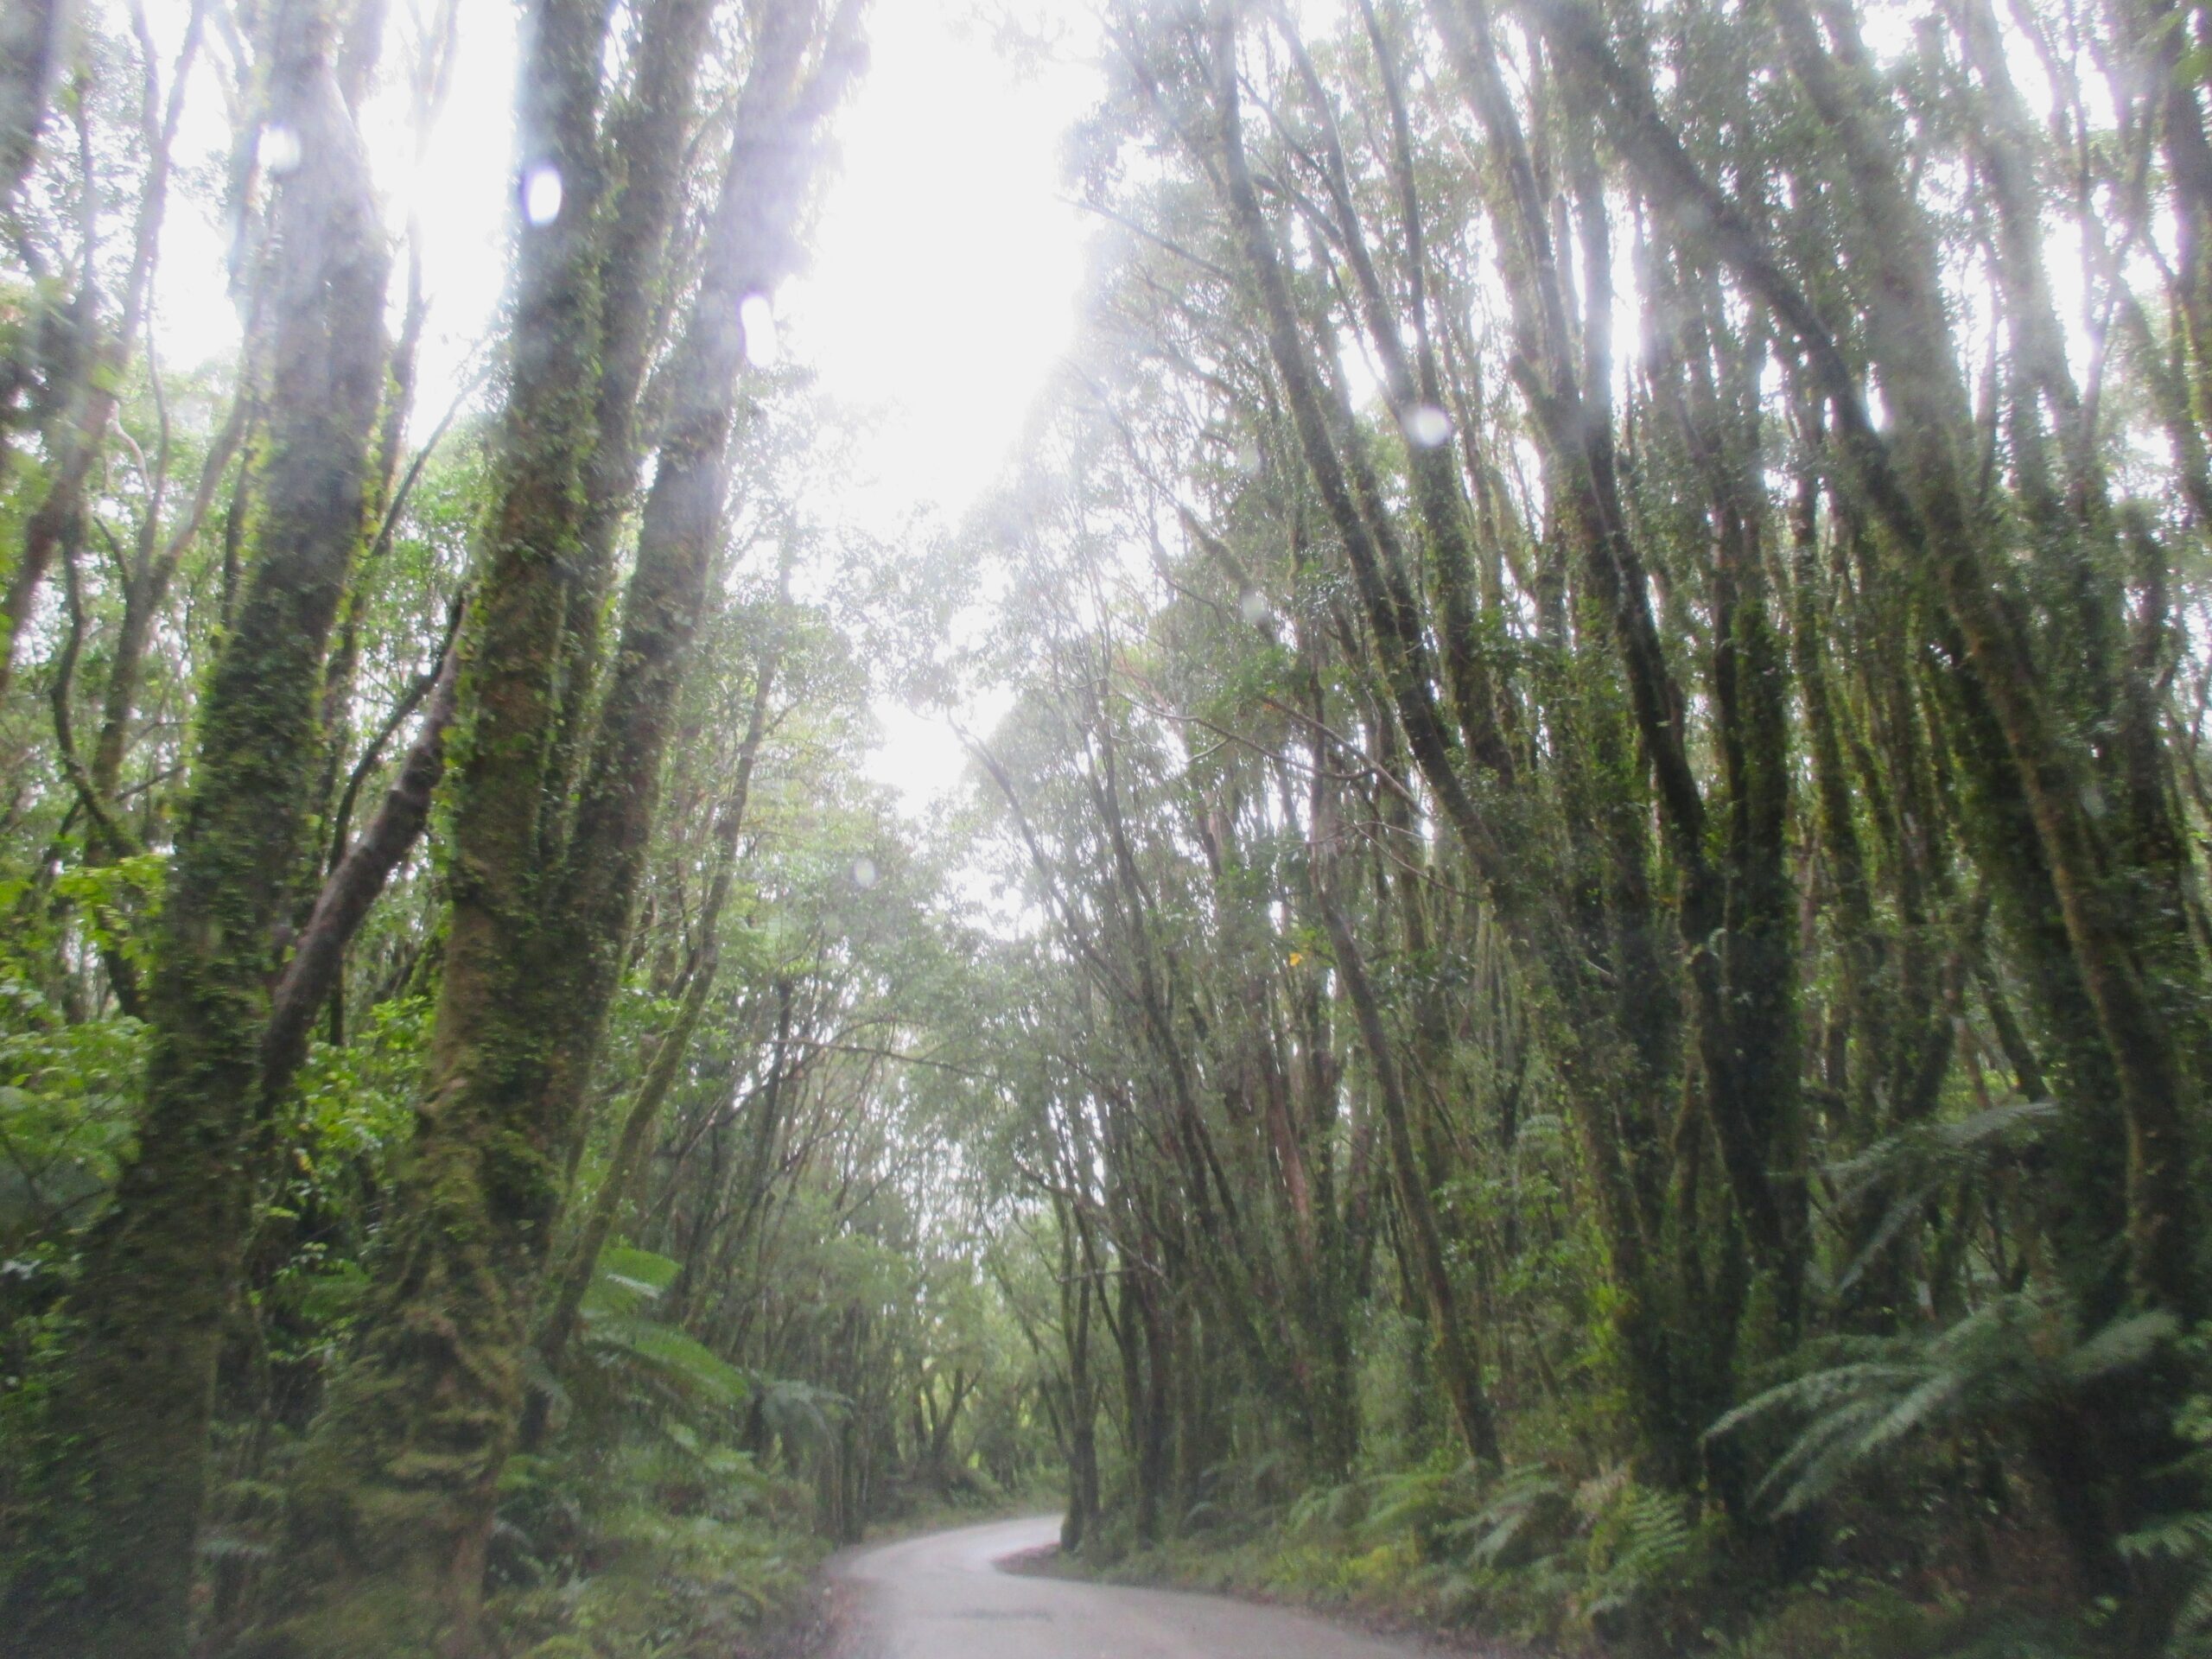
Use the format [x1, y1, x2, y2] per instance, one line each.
[1401, 404, 1452, 448]
[1238, 590, 1271, 626]
[522, 163, 563, 227]
[259, 124, 302, 175]
[1233, 442, 1260, 474]
[740, 294, 779, 367]
[851, 856, 878, 890]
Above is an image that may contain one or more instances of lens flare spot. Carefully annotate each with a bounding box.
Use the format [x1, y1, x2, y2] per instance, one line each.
[1401, 404, 1452, 448]
[522, 163, 563, 227]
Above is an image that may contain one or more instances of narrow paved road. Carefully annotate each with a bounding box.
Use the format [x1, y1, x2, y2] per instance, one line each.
[833, 1514, 1441, 1659]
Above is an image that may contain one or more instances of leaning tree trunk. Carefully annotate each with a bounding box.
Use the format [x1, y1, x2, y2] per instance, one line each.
[0, 5, 391, 1654]
[1314, 834, 1503, 1471]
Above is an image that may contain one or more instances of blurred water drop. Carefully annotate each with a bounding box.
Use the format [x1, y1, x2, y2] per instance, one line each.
[851, 855, 878, 890]
[740, 293, 779, 367]
[1238, 589, 1271, 626]
[1233, 442, 1260, 474]
[522, 163, 563, 227]
[1401, 403, 1452, 448]
[259, 124, 302, 175]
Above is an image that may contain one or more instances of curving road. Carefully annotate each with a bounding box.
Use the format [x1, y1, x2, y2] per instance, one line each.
[832, 1514, 1443, 1659]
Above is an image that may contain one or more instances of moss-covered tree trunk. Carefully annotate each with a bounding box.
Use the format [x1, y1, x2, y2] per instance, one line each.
[244, 8, 860, 1652]
[234, 2, 620, 1649]
[1315, 831, 1503, 1471]
[0, 5, 391, 1651]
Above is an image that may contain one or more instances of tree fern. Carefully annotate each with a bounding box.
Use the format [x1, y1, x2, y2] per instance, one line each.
[2119, 1382, 2212, 1655]
[1577, 1478, 1699, 1622]
[1825, 1101, 2056, 1297]
[573, 1246, 749, 1420]
[1710, 1291, 2176, 1516]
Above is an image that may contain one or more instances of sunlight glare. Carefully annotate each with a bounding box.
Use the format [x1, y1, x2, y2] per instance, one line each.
[740, 293, 779, 367]
[258, 123, 302, 175]
[784, 4, 1102, 536]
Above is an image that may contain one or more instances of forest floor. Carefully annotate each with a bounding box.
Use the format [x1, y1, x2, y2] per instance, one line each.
[739, 1578, 847, 1659]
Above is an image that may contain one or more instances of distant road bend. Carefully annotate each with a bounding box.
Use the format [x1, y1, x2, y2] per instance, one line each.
[835, 1514, 1440, 1659]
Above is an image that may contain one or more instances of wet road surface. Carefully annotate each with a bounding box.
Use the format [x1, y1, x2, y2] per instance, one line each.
[833, 1513, 1443, 1659]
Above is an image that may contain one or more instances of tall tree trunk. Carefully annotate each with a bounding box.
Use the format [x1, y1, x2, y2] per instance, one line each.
[2, 4, 391, 1650]
[526, 645, 777, 1433]
[258, 635, 461, 1113]
[1316, 849, 1503, 1471]
[238, 1, 620, 1650]
[247, 10, 859, 1650]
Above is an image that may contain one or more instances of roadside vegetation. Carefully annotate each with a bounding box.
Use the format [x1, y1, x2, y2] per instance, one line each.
[3, 0, 2212, 1654]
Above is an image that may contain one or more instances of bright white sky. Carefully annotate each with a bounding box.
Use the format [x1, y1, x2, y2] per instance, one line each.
[786, 3, 1096, 814]
[152, 0, 1102, 821]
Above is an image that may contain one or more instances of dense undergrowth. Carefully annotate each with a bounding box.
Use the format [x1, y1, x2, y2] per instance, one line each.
[1034, 1295, 2212, 1657]
[1076, 1455, 2099, 1659]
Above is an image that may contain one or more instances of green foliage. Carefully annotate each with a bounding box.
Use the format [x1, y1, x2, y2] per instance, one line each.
[493, 1247, 823, 1656]
[1711, 1294, 2176, 1518]
[5, 0, 2211, 1646]
[754, 1378, 846, 1463]
[1107, 1455, 1713, 1649]
[1722, 1584, 1957, 1659]
[45, 854, 167, 994]
[287, 997, 434, 1174]
[1823, 1103, 2058, 1298]
[576, 1247, 750, 1421]
[253, 998, 436, 1363]
[494, 1438, 819, 1659]
[1575, 1471, 1705, 1636]
[0, 965, 144, 1258]
[1393, 1465, 1712, 1647]
[2120, 1361, 2212, 1656]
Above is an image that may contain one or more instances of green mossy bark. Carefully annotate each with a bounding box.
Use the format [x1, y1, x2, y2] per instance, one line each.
[238, 3, 618, 1652]
[0, 6, 391, 1654]
[247, 10, 860, 1651]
